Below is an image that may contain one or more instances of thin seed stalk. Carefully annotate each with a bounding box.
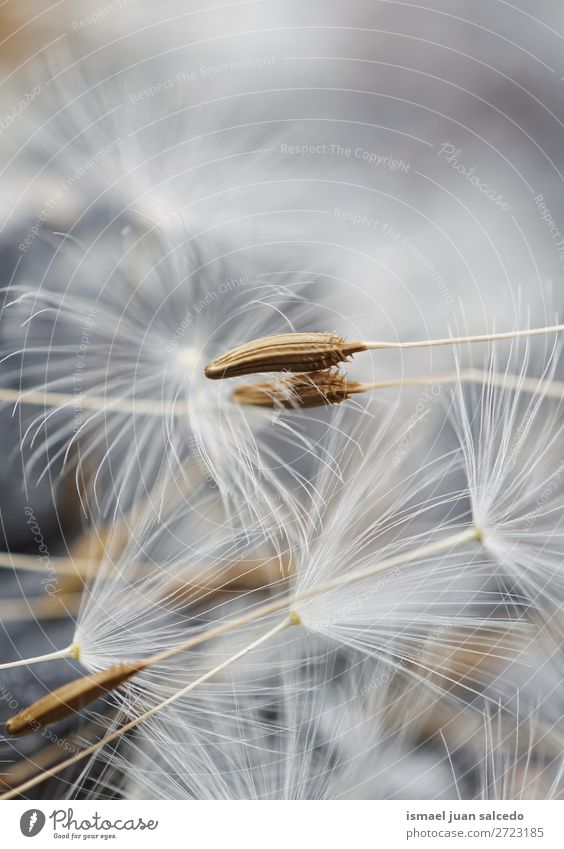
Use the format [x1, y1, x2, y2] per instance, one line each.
[4, 361, 564, 422]
[0, 550, 92, 577]
[0, 643, 79, 672]
[355, 368, 564, 399]
[135, 527, 481, 671]
[0, 615, 297, 799]
[362, 323, 564, 351]
[5, 526, 479, 737]
[231, 368, 564, 411]
[0, 387, 188, 416]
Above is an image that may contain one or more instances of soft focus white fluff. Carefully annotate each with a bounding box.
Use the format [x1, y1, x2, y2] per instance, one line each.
[4, 226, 350, 537]
[70, 405, 523, 699]
[451, 338, 564, 618]
[288, 408, 521, 683]
[92, 638, 459, 800]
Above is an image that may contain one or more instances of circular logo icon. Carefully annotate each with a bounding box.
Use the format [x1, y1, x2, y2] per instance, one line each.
[20, 810, 46, 837]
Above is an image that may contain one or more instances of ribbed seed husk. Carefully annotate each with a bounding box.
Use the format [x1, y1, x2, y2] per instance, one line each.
[231, 372, 364, 409]
[205, 332, 367, 379]
[6, 662, 145, 737]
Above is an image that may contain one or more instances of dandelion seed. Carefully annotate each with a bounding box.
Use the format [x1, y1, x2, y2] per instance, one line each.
[6, 636, 461, 800]
[6, 662, 144, 737]
[5, 412, 505, 735]
[231, 366, 564, 412]
[206, 324, 564, 380]
[108, 644, 452, 801]
[2, 236, 342, 546]
[2, 616, 297, 787]
[451, 341, 564, 618]
[231, 372, 365, 409]
[204, 332, 367, 379]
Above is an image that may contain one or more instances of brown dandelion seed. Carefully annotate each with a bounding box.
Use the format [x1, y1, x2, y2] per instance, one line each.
[204, 332, 367, 380]
[232, 372, 365, 409]
[6, 661, 146, 737]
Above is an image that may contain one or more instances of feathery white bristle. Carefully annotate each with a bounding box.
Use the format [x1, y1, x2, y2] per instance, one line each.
[92, 639, 458, 801]
[451, 336, 564, 618]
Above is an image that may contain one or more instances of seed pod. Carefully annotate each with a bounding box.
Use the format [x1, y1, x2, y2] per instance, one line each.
[204, 333, 367, 380]
[6, 662, 145, 737]
[231, 372, 365, 409]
